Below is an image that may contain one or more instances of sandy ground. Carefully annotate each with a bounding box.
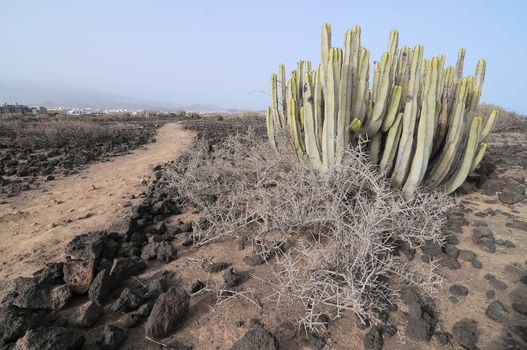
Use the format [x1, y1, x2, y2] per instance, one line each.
[0, 122, 194, 287]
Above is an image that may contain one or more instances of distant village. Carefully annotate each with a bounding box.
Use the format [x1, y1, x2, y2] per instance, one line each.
[0, 103, 257, 118]
[0, 103, 151, 117]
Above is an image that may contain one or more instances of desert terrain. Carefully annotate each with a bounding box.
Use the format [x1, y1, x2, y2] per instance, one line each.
[0, 114, 525, 350]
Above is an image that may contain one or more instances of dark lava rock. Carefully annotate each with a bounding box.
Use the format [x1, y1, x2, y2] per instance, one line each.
[471, 259, 483, 269]
[481, 179, 506, 196]
[306, 333, 326, 350]
[109, 256, 147, 279]
[123, 313, 142, 329]
[439, 255, 461, 270]
[88, 269, 117, 306]
[150, 222, 167, 235]
[7, 277, 71, 311]
[472, 227, 496, 253]
[65, 231, 105, 260]
[512, 303, 527, 316]
[401, 288, 436, 341]
[421, 240, 443, 258]
[74, 301, 102, 328]
[190, 280, 205, 294]
[458, 250, 476, 261]
[144, 286, 190, 339]
[230, 324, 279, 350]
[381, 324, 397, 337]
[510, 220, 527, 232]
[485, 274, 507, 290]
[486, 290, 495, 299]
[486, 301, 509, 322]
[224, 267, 241, 287]
[243, 253, 266, 266]
[100, 325, 126, 350]
[141, 242, 158, 260]
[521, 275, 527, 285]
[32, 263, 64, 285]
[449, 284, 469, 297]
[498, 181, 525, 204]
[13, 326, 84, 350]
[452, 319, 479, 350]
[434, 332, 451, 346]
[0, 307, 48, 345]
[62, 257, 95, 294]
[207, 262, 230, 273]
[156, 242, 177, 262]
[363, 326, 383, 350]
[443, 244, 459, 258]
[111, 288, 142, 313]
[514, 325, 527, 343]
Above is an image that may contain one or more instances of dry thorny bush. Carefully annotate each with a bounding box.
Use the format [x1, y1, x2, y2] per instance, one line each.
[167, 129, 455, 332]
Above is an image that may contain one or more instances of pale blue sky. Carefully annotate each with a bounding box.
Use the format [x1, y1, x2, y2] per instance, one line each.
[1, 0, 526, 113]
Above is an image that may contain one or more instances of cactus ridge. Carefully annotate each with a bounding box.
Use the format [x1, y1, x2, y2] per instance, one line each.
[266, 24, 498, 199]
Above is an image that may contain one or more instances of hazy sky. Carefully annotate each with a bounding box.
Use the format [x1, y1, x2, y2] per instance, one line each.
[1, 0, 526, 113]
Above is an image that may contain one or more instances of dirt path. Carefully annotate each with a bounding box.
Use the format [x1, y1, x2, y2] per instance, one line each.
[0, 122, 194, 286]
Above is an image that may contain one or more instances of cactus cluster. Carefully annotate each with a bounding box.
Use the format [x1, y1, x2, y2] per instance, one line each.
[266, 23, 498, 199]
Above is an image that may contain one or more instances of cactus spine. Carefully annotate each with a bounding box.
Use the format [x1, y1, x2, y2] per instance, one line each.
[266, 24, 498, 199]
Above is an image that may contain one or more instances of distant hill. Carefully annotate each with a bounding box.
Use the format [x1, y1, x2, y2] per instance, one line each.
[0, 78, 238, 112]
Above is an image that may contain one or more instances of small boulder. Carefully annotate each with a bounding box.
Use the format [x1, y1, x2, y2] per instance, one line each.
[363, 326, 383, 350]
[109, 257, 147, 279]
[7, 278, 71, 311]
[99, 325, 126, 350]
[452, 319, 479, 350]
[13, 326, 84, 350]
[111, 288, 142, 313]
[224, 267, 241, 288]
[74, 301, 102, 328]
[486, 301, 509, 323]
[63, 258, 95, 294]
[144, 286, 190, 339]
[230, 324, 279, 350]
[0, 307, 48, 345]
[88, 269, 117, 306]
[449, 285, 469, 297]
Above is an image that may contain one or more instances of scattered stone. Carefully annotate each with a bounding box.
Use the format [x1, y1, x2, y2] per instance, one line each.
[74, 301, 102, 328]
[13, 326, 84, 350]
[443, 244, 459, 258]
[363, 326, 383, 350]
[503, 240, 516, 248]
[401, 288, 436, 341]
[64, 231, 105, 260]
[440, 255, 461, 270]
[498, 181, 525, 204]
[224, 267, 241, 288]
[449, 285, 469, 297]
[486, 301, 509, 322]
[521, 275, 527, 285]
[100, 325, 126, 350]
[514, 325, 527, 343]
[458, 250, 476, 261]
[512, 303, 527, 316]
[471, 259, 483, 269]
[486, 290, 495, 299]
[510, 220, 527, 232]
[452, 319, 479, 350]
[144, 286, 190, 339]
[485, 274, 507, 290]
[381, 324, 397, 337]
[156, 242, 177, 262]
[421, 240, 443, 258]
[230, 324, 279, 350]
[190, 280, 205, 294]
[481, 179, 506, 196]
[7, 277, 71, 311]
[207, 262, 230, 273]
[111, 288, 142, 313]
[62, 258, 95, 294]
[88, 269, 117, 306]
[109, 256, 147, 279]
[243, 253, 266, 266]
[472, 227, 496, 253]
[434, 332, 450, 346]
[0, 307, 48, 345]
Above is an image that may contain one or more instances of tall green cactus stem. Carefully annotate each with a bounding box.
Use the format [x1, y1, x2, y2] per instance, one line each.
[265, 23, 498, 199]
[392, 45, 423, 187]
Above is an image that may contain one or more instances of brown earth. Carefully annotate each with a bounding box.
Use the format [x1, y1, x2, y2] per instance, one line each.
[0, 120, 525, 350]
[0, 122, 195, 290]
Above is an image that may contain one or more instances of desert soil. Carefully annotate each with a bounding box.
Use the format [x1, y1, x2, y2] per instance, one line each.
[0, 123, 194, 289]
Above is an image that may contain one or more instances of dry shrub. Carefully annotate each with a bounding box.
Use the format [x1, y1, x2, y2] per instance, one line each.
[478, 103, 527, 133]
[0, 119, 131, 149]
[168, 130, 455, 331]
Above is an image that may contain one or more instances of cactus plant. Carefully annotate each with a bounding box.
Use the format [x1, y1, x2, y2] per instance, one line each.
[266, 23, 498, 199]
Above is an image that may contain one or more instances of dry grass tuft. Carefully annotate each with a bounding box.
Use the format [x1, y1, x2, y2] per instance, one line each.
[168, 130, 455, 331]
